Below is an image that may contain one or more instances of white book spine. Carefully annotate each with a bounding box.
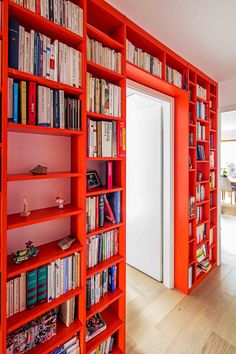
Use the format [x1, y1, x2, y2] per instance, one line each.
[68, 256, 73, 291]
[7, 282, 10, 318]
[59, 90, 65, 128]
[46, 36, 51, 79]
[13, 277, 20, 314]
[19, 272, 26, 312]
[54, 40, 59, 82]
[55, 259, 61, 298]
[47, 263, 52, 302]
[29, 30, 35, 75]
[9, 280, 14, 317]
[19, 26, 25, 71]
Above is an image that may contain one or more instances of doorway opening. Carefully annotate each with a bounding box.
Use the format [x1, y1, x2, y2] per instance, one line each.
[220, 110, 236, 265]
[126, 80, 174, 288]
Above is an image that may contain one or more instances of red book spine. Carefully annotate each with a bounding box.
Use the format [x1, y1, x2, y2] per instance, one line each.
[28, 81, 36, 125]
[35, 0, 41, 14]
[107, 161, 113, 189]
[104, 195, 115, 224]
[96, 196, 99, 229]
[118, 122, 126, 157]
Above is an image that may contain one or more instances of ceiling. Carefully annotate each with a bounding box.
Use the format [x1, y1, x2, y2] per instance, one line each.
[107, 0, 236, 82]
[221, 111, 236, 131]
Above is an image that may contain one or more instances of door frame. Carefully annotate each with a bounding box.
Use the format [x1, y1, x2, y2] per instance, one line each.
[127, 79, 175, 289]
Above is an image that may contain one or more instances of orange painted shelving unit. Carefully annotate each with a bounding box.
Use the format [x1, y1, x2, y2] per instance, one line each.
[0, 0, 218, 352]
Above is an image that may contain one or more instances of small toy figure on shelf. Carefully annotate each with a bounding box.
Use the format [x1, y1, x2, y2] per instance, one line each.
[20, 196, 31, 217]
[56, 196, 65, 209]
[29, 164, 48, 175]
[12, 241, 39, 264]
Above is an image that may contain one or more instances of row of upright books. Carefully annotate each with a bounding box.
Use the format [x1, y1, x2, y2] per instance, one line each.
[189, 196, 195, 217]
[196, 205, 203, 223]
[8, 78, 81, 129]
[87, 119, 126, 158]
[166, 65, 183, 88]
[196, 223, 206, 244]
[9, 20, 82, 87]
[86, 230, 119, 269]
[126, 39, 162, 78]
[210, 171, 215, 189]
[51, 336, 80, 354]
[7, 252, 80, 318]
[87, 36, 122, 74]
[196, 184, 205, 202]
[12, 0, 83, 36]
[86, 192, 121, 233]
[91, 334, 116, 354]
[86, 265, 117, 310]
[86, 73, 122, 117]
[197, 101, 208, 119]
[196, 84, 207, 100]
[197, 144, 206, 160]
[197, 122, 206, 140]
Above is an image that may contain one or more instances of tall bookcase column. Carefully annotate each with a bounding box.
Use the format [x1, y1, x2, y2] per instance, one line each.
[1, 0, 9, 350]
[85, 0, 126, 352]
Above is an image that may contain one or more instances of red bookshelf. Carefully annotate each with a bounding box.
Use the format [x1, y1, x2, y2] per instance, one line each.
[0, 0, 218, 352]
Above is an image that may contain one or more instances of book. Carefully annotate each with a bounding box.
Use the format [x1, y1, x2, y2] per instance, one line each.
[118, 121, 126, 157]
[8, 78, 14, 122]
[19, 81, 27, 124]
[19, 272, 26, 312]
[107, 192, 121, 224]
[13, 277, 20, 314]
[166, 65, 183, 88]
[9, 19, 19, 69]
[86, 313, 106, 342]
[37, 265, 47, 303]
[13, 82, 19, 124]
[104, 194, 116, 224]
[108, 265, 117, 292]
[106, 161, 113, 189]
[26, 269, 38, 309]
[60, 297, 75, 327]
[28, 81, 37, 125]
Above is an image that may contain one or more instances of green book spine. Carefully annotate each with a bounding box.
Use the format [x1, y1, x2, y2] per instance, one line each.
[26, 269, 38, 309]
[37, 265, 47, 303]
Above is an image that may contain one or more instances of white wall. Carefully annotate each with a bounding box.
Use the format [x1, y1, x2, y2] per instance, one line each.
[219, 78, 236, 111]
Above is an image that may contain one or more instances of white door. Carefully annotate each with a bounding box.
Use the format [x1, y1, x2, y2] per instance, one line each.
[127, 90, 163, 281]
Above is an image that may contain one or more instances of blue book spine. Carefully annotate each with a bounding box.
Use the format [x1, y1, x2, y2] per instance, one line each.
[108, 192, 121, 224]
[33, 32, 37, 75]
[13, 82, 19, 124]
[39, 34, 43, 76]
[98, 234, 102, 264]
[36, 34, 41, 76]
[9, 19, 19, 69]
[98, 195, 104, 227]
[53, 90, 60, 128]
[26, 269, 38, 309]
[108, 265, 117, 292]
[63, 257, 69, 293]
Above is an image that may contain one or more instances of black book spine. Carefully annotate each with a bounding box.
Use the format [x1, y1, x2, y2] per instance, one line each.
[53, 90, 60, 128]
[86, 279, 91, 311]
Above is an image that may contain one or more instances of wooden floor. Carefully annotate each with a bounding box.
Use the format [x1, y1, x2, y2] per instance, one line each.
[126, 251, 236, 353]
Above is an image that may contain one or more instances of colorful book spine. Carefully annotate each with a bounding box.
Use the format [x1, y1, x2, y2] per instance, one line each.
[37, 265, 47, 304]
[26, 269, 38, 309]
[13, 82, 19, 123]
[9, 19, 19, 69]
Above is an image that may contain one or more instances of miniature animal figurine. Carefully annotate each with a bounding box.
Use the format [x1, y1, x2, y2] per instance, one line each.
[56, 196, 65, 209]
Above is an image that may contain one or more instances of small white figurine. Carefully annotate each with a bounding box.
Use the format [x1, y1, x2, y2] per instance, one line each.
[56, 196, 65, 209]
[20, 196, 31, 217]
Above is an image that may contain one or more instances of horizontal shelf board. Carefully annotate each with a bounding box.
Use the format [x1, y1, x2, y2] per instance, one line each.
[86, 289, 123, 319]
[189, 237, 195, 244]
[86, 308, 123, 354]
[210, 147, 217, 151]
[210, 166, 217, 170]
[7, 287, 82, 333]
[197, 180, 209, 184]
[87, 23, 124, 51]
[8, 171, 82, 182]
[189, 123, 196, 128]
[210, 109, 216, 114]
[189, 146, 196, 149]
[7, 238, 83, 279]
[8, 68, 83, 95]
[196, 219, 209, 227]
[210, 188, 217, 192]
[86, 186, 123, 197]
[196, 239, 208, 249]
[86, 111, 124, 121]
[210, 129, 217, 133]
[86, 222, 124, 238]
[29, 318, 82, 354]
[189, 80, 196, 86]
[7, 205, 82, 230]
[87, 157, 125, 161]
[189, 215, 195, 221]
[86, 255, 124, 279]
[87, 61, 124, 82]
[189, 100, 196, 105]
[9, 1, 84, 47]
[197, 139, 209, 143]
[210, 206, 217, 211]
[210, 224, 217, 229]
[196, 118, 209, 124]
[196, 96, 209, 103]
[8, 123, 84, 136]
[197, 160, 209, 163]
[196, 200, 209, 206]
[210, 243, 217, 249]
[189, 259, 195, 266]
[189, 169, 196, 172]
